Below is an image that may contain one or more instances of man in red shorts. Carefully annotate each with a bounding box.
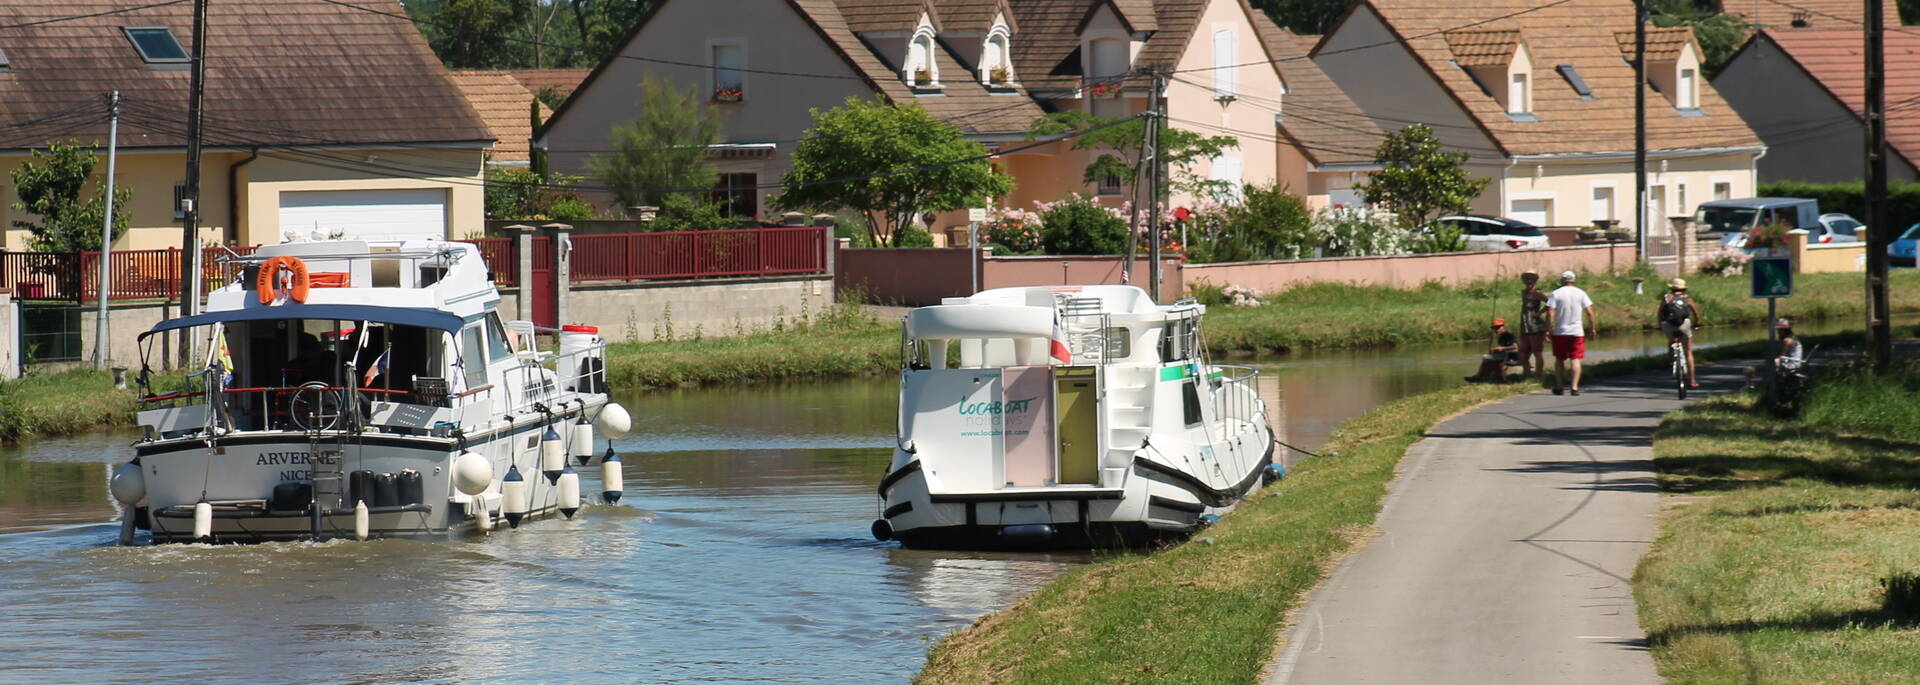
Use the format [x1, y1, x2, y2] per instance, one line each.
[1546, 270, 1595, 395]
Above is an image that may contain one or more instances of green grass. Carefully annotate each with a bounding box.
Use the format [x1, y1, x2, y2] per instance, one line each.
[1201, 268, 1920, 354]
[0, 369, 141, 442]
[1636, 356, 1920, 683]
[915, 381, 1534, 683]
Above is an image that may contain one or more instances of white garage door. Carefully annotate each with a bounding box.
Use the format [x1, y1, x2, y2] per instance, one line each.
[278, 188, 447, 242]
[1509, 198, 1553, 227]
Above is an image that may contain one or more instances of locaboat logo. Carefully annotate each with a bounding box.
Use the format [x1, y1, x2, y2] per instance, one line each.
[957, 397, 1037, 415]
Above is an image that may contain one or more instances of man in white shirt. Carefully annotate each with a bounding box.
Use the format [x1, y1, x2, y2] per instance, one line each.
[1547, 270, 1596, 396]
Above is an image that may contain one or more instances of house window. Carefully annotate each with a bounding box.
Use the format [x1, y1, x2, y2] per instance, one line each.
[0, 47, 10, 70]
[1508, 72, 1530, 114]
[1677, 68, 1697, 109]
[1210, 156, 1243, 204]
[713, 173, 758, 218]
[982, 31, 1011, 85]
[711, 42, 745, 101]
[1088, 37, 1127, 93]
[173, 182, 187, 219]
[1713, 181, 1731, 201]
[1212, 29, 1237, 99]
[1556, 64, 1592, 98]
[907, 30, 938, 86]
[1676, 183, 1689, 217]
[1591, 187, 1615, 222]
[1097, 169, 1123, 196]
[123, 27, 188, 64]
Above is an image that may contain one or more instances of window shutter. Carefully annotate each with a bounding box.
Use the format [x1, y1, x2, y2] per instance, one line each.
[1213, 30, 1236, 98]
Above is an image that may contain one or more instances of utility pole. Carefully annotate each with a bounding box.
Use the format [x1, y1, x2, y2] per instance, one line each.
[95, 91, 120, 370]
[1866, 0, 1892, 369]
[179, 0, 208, 368]
[1633, 0, 1648, 264]
[1147, 67, 1165, 303]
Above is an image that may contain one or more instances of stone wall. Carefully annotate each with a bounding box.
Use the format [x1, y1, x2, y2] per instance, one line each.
[565, 276, 833, 342]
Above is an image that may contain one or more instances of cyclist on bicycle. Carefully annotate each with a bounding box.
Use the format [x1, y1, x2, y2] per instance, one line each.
[1657, 278, 1702, 389]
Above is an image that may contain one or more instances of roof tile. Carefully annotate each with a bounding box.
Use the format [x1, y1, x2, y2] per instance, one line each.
[1760, 27, 1920, 169]
[449, 71, 544, 163]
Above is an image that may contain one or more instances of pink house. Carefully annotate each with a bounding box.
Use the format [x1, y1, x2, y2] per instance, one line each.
[538, 0, 1377, 236]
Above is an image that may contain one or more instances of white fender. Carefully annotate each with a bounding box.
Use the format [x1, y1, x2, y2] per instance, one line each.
[595, 403, 631, 440]
[110, 462, 146, 506]
[600, 453, 623, 504]
[557, 467, 581, 519]
[353, 500, 370, 541]
[571, 421, 594, 459]
[192, 499, 212, 541]
[452, 451, 492, 496]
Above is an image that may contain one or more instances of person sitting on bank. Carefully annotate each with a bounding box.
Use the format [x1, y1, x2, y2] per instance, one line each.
[1745, 318, 1805, 387]
[1467, 318, 1520, 383]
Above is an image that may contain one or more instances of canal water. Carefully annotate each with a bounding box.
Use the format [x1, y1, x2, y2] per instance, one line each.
[0, 316, 1881, 682]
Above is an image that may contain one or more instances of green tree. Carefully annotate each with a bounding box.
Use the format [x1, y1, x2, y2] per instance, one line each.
[1026, 110, 1237, 200]
[589, 74, 724, 215]
[1647, 0, 1750, 78]
[1251, 0, 1350, 36]
[778, 97, 1013, 247]
[9, 140, 129, 253]
[1359, 124, 1488, 243]
[1038, 196, 1129, 255]
[1187, 182, 1315, 263]
[414, 0, 530, 68]
[405, 0, 657, 70]
[484, 167, 596, 222]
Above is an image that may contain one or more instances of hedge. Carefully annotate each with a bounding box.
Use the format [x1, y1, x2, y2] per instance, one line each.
[1758, 180, 1920, 231]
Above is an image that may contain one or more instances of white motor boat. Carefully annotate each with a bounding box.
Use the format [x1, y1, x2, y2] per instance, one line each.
[110, 239, 634, 543]
[873, 285, 1276, 549]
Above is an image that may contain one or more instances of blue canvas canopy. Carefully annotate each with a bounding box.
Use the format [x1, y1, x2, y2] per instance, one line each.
[139, 303, 465, 339]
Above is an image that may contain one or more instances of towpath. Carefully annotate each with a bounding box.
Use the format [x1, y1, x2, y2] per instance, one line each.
[1265, 362, 1747, 684]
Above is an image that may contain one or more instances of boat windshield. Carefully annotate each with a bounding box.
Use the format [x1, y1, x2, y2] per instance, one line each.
[156, 318, 451, 432]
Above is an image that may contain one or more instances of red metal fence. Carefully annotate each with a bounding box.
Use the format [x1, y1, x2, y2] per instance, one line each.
[4, 246, 257, 303]
[567, 227, 829, 282]
[3, 227, 828, 303]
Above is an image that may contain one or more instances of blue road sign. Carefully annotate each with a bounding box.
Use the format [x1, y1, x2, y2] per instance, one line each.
[1751, 258, 1793, 298]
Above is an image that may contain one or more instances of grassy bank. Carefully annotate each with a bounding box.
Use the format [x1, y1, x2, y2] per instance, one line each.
[916, 381, 1533, 683]
[1636, 356, 1920, 682]
[0, 369, 141, 442]
[1201, 268, 1920, 353]
[602, 302, 897, 390]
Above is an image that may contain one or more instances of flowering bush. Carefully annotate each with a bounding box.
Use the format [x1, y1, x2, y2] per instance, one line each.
[1698, 246, 1751, 276]
[1222, 284, 1264, 306]
[981, 207, 1044, 254]
[1747, 220, 1792, 249]
[1311, 206, 1410, 257]
[1037, 194, 1128, 255]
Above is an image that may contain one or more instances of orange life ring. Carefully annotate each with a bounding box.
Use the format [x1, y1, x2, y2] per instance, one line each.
[257, 256, 311, 304]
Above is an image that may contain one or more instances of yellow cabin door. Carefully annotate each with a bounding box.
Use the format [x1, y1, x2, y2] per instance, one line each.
[1055, 368, 1099, 485]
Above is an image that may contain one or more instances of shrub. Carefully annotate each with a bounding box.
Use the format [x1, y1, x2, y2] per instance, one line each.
[1697, 246, 1751, 276]
[1312, 207, 1409, 257]
[1408, 219, 1467, 253]
[1038, 194, 1128, 255]
[1184, 182, 1315, 263]
[982, 208, 1043, 254]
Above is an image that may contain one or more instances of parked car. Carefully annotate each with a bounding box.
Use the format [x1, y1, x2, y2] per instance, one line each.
[1431, 215, 1549, 251]
[1892, 223, 1920, 267]
[1718, 211, 1862, 248]
[1695, 197, 1821, 247]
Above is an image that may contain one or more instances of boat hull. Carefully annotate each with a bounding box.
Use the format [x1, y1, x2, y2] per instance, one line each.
[879, 436, 1274, 551]
[133, 407, 598, 543]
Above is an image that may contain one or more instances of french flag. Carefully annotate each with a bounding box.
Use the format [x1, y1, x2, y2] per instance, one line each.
[1050, 311, 1071, 364]
[362, 347, 391, 386]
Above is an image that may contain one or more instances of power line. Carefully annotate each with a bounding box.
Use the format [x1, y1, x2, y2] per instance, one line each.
[0, 0, 191, 31]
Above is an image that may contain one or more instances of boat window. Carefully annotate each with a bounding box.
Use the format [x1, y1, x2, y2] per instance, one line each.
[1182, 380, 1204, 426]
[483, 313, 513, 361]
[1160, 318, 1198, 361]
[460, 325, 489, 389]
[1104, 327, 1130, 360]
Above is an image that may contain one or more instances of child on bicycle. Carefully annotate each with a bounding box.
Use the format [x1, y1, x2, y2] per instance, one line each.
[1658, 278, 1702, 389]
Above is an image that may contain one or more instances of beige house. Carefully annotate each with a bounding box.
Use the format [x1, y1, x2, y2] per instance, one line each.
[1313, 0, 1765, 236]
[539, 0, 1375, 228]
[0, 0, 493, 251]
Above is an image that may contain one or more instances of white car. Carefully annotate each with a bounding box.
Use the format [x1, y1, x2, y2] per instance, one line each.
[1432, 215, 1550, 251]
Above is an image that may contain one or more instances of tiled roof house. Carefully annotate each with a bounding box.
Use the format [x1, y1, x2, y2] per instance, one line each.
[450, 71, 550, 167]
[1313, 0, 1766, 234]
[0, 0, 495, 249]
[1715, 0, 1902, 30]
[1713, 28, 1920, 183]
[539, 0, 1381, 224]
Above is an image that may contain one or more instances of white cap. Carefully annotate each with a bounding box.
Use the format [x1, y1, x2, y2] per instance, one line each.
[1560, 270, 1577, 283]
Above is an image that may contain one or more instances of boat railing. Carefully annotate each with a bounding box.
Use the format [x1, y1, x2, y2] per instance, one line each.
[1210, 364, 1262, 429]
[497, 323, 611, 418]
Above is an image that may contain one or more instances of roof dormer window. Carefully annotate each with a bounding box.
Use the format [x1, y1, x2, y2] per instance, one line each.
[982, 28, 1014, 88]
[906, 27, 940, 90]
[123, 27, 188, 64]
[0, 47, 10, 71]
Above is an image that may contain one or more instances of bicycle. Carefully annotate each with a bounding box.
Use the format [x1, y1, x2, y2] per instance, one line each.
[1669, 337, 1690, 400]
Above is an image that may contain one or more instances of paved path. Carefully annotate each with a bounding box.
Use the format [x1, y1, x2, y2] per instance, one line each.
[1267, 363, 1746, 684]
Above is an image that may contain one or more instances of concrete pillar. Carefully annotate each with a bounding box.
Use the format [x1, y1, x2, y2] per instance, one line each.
[1670, 216, 1693, 275]
[832, 237, 850, 302]
[507, 224, 534, 324]
[543, 223, 572, 327]
[0, 290, 16, 379]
